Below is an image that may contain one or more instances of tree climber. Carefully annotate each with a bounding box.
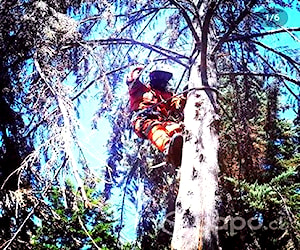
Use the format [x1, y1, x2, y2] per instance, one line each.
[126, 64, 186, 167]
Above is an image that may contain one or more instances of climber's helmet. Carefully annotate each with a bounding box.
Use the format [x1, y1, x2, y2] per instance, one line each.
[149, 64, 173, 91]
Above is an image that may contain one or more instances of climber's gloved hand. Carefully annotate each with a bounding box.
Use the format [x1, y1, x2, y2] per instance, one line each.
[170, 96, 184, 110]
[126, 66, 144, 84]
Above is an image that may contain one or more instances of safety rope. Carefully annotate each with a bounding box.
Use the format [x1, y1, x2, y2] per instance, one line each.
[133, 85, 220, 118]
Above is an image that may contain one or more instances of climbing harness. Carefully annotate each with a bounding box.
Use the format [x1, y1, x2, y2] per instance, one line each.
[131, 85, 220, 120]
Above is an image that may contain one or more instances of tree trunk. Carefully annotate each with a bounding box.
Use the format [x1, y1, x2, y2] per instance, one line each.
[171, 56, 219, 249]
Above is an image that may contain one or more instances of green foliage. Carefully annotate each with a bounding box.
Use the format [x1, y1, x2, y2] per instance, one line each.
[31, 184, 132, 249]
[225, 165, 300, 248]
[219, 82, 300, 248]
[226, 167, 299, 209]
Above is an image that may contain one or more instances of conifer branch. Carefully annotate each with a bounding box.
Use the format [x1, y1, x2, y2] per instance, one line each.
[212, 0, 257, 54]
[218, 72, 300, 86]
[71, 64, 133, 101]
[116, 164, 138, 243]
[255, 52, 300, 101]
[218, 71, 300, 100]
[250, 40, 300, 69]
[275, 189, 299, 248]
[115, 7, 162, 35]
[33, 57, 56, 96]
[115, 11, 160, 66]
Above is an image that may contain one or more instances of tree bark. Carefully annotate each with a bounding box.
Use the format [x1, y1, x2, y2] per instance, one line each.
[171, 45, 219, 250]
[168, 0, 220, 248]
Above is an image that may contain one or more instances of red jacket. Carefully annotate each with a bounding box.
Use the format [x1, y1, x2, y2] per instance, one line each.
[128, 79, 172, 117]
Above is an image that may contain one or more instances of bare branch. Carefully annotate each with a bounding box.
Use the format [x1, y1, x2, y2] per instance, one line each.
[58, 98, 92, 208]
[1, 159, 67, 250]
[78, 216, 101, 250]
[1, 166, 23, 189]
[1, 207, 36, 250]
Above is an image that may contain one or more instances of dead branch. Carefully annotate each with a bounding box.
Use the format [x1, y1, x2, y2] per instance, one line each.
[1, 159, 67, 250]
[78, 216, 101, 250]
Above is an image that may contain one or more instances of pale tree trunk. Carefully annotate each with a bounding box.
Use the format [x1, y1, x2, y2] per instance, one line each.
[171, 59, 219, 250]
[171, 1, 219, 248]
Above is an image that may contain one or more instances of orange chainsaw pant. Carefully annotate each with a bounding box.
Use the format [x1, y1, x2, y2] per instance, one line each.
[133, 117, 182, 152]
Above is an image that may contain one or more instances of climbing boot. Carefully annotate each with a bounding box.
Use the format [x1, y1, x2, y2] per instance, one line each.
[166, 133, 183, 167]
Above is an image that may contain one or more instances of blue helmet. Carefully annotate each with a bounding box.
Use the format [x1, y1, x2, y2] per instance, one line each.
[149, 64, 173, 90]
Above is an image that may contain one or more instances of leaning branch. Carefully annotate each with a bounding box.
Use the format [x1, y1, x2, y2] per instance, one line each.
[251, 39, 300, 69]
[227, 27, 300, 42]
[81, 38, 189, 67]
[218, 71, 300, 100]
